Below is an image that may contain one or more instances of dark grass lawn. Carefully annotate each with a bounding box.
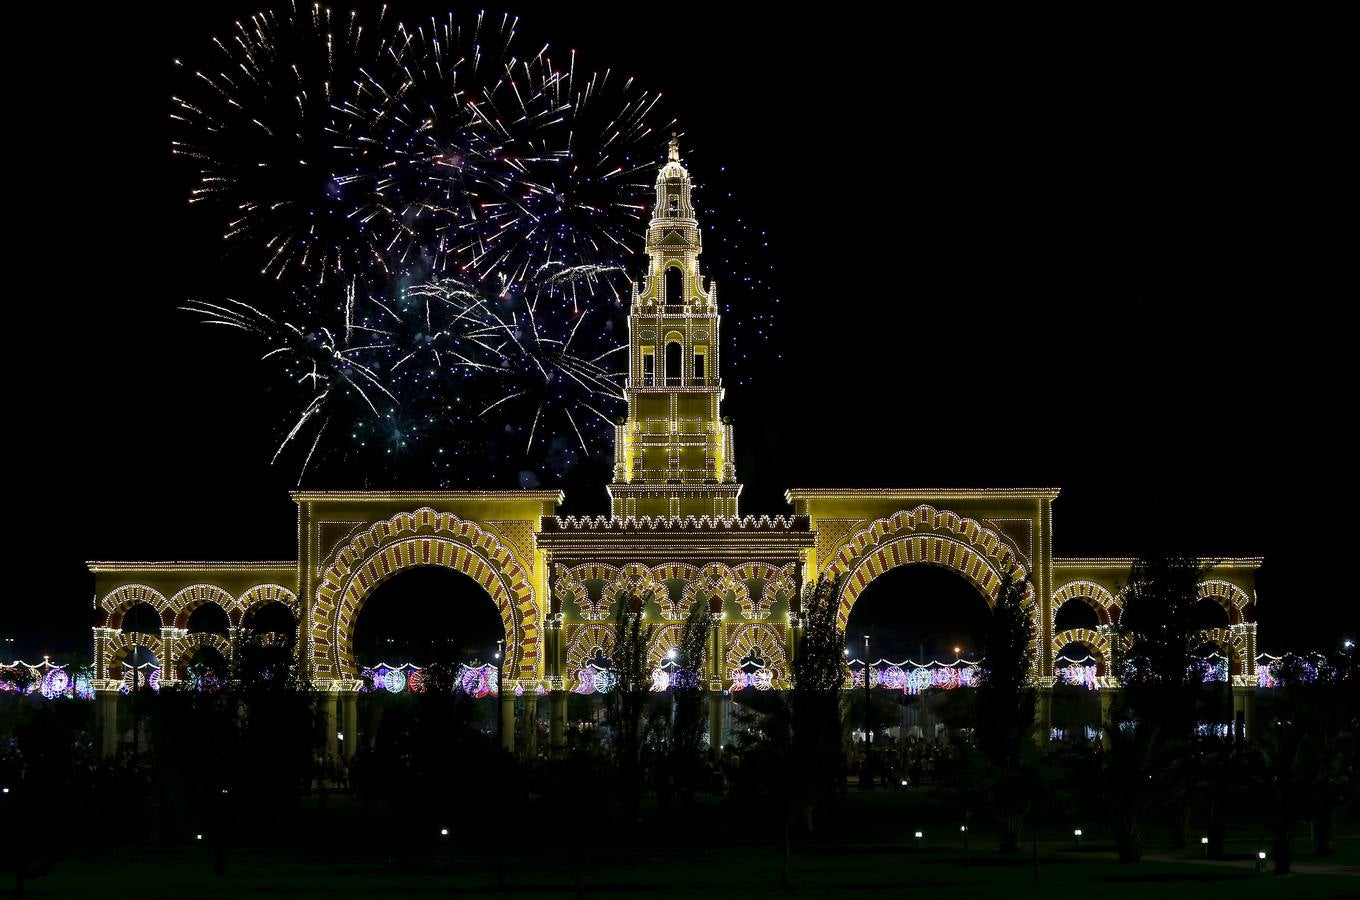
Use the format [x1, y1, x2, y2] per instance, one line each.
[8, 791, 1357, 899]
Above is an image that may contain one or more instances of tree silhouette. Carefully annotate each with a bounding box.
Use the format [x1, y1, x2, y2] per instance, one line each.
[974, 572, 1038, 851]
[790, 574, 845, 834]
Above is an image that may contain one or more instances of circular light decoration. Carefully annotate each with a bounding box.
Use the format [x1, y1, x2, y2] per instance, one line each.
[458, 664, 497, 698]
[592, 669, 618, 694]
[750, 668, 774, 691]
[879, 665, 907, 690]
[670, 668, 700, 690]
[650, 668, 671, 692]
[40, 668, 70, 700]
[729, 670, 748, 692]
[931, 667, 959, 690]
[405, 668, 427, 693]
[380, 667, 407, 693]
[575, 668, 597, 695]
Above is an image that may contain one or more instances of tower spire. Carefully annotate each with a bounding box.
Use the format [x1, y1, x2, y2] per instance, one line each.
[607, 142, 740, 519]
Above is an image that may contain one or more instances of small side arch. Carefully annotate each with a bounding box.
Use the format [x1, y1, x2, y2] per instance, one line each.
[169, 584, 235, 630]
[101, 585, 169, 629]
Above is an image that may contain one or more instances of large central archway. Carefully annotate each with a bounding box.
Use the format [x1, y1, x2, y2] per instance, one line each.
[825, 505, 1035, 633]
[352, 567, 507, 668]
[311, 509, 540, 680]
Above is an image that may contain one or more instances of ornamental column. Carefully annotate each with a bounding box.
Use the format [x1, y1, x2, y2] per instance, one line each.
[1099, 681, 1122, 750]
[546, 612, 567, 751]
[160, 626, 187, 687]
[707, 609, 725, 759]
[550, 691, 567, 750]
[1231, 680, 1256, 741]
[1034, 675, 1056, 743]
[321, 682, 339, 760]
[92, 679, 122, 758]
[339, 680, 360, 759]
[500, 691, 517, 754]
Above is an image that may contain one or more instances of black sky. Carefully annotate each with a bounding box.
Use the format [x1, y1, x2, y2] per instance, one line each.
[14, 3, 1355, 657]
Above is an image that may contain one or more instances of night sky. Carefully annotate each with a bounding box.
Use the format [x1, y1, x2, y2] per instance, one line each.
[16, 4, 1353, 658]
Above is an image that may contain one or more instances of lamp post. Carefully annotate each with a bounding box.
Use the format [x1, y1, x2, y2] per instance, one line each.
[496, 639, 505, 749]
[862, 634, 871, 789]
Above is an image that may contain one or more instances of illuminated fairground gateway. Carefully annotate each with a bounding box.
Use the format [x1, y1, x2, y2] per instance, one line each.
[85, 137, 1262, 757]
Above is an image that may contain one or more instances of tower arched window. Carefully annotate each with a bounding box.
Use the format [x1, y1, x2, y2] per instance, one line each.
[665, 266, 683, 306]
[668, 197, 680, 216]
[665, 341, 683, 383]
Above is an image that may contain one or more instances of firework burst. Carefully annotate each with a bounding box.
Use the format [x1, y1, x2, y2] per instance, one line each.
[171, 3, 399, 285]
[172, 6, 775, 487]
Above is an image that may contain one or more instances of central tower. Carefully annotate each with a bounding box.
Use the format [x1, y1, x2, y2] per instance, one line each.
[608, 136, 741, 518]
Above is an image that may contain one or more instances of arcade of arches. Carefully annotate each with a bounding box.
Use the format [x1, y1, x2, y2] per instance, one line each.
[85, 138, 1262, 757]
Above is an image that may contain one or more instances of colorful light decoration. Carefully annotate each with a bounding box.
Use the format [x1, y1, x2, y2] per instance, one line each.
[1, 661, 95, 699]
[729, 667, 775, 692]
[40, 668, 70, 699]
[846, 659, 980, 696]
[120, 664, 160, 694]
[356, 662, 500, 697]
[379, 667, 407, 694]
[574, 666, 620, 695]
[457, 664, 498, 698]
[1056, 663, 1100, 690]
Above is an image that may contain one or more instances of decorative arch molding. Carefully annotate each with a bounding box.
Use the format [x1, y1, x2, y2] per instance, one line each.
[172, 632, 233, 678]
[1051, 580, 1120, 627]
[731, 562, 796, 620]
[237, 584, 300, 620]
[1198, 580, 1252, 625]
[103, 631, 163, 676]
[1053, 627, 1111, 673]
[101, 585, 169, 628]
[564, 625, 616, 683]
[827, 505, 1033, 633]
[1197, 626, 1250, 674]
[647, 623, 687, 671]
[311, 508, 539, 680]
[679, 563, 747, 621]
[652, 562, 701, 620]
[726, 623, 790, 688]
[603, 563, 665, 612]
[553, 563, 618, 621]
[169, 584, 235, 629]
[651, 562, 701, 583]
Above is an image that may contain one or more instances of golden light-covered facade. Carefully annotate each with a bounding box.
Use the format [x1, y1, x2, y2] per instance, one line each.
[610, 135, 739, 519]
[86, 141, 1262, 755]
